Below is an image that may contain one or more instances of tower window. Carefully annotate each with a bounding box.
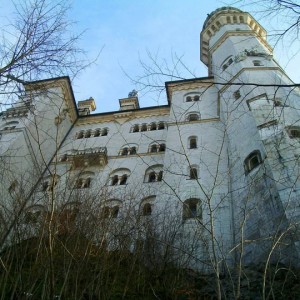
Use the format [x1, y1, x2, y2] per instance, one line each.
[111, 206, 119, 218]
[150, 145, 157, 153]
[85, 130, 91, 138]
[189, 137, 197, 149]
[188, 113, 199, 122]
[101, 128, 108, 136]
[287, 127, 300, 139]
[158, 122, 165, 130]
[233, 90, 241, 100]
[94, 129, 101, 137]
[150, 123, 157, 131]
[148, 172, 156, 183]
[130, 147, 137, 155]
[244, 150, 262, 174]
[143, 203, 152, 216]
[111, 175, 119, 186]
[77, 131, 84, 139]
[121, 148, 128, 156]
[253, 60, 263, 66]
[119, 175, 127, 185]
[141, 124, 147, 132]
[132, 124, 139, 132]
[159, 144, 166, 152]
[183, 198, 201, 221]
[189, 167, 198, 180]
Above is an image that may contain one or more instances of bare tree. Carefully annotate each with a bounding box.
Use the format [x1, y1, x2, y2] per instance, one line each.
[0, 0, 87, 106]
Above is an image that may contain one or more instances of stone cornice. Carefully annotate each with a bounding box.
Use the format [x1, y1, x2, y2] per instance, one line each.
[75, 106, 170, 126]
[168, 117, 220, 126]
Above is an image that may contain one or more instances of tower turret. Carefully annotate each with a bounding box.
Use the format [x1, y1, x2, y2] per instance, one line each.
[200, 7, 273, 78]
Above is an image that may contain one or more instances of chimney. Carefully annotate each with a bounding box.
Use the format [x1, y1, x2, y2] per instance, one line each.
[119, 90, 140, 111]
[77, 97, 96, 116]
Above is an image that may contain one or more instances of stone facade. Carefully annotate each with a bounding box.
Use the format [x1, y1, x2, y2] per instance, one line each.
[0, 7, 299, 270]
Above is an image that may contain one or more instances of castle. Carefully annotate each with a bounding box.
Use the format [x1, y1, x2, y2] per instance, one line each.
[1, 7, 299, 269]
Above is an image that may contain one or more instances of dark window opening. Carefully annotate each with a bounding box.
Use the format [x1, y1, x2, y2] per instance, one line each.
[190, 138, 197, 149]
[190, 168, 198, 180]
[148, 172, 156, 182]
[143, 203, 152, 216]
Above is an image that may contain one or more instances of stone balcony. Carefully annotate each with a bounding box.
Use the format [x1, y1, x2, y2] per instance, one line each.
[63, 147, 107, 168]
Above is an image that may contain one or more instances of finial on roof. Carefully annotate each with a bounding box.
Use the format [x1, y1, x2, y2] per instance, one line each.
[128, 89, 138, 97]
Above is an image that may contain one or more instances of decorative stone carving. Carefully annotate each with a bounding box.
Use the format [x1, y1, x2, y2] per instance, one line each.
[234, 46, 272, 63]
[128, 89, 138, 97]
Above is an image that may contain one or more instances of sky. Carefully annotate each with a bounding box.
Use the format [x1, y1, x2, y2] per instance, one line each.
[1, 0, 300, 113]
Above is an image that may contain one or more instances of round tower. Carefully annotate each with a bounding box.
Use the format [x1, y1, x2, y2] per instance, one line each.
[199, 7, 300, 265]
[200, 7, 274, 79]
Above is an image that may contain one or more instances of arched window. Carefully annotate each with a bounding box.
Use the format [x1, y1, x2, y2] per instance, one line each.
[159, 144, 166, 152]
[158, 122, 165, 130]
[140, 196, 156, 216]
[60, 154, 68, 162]
[287, 127, 300, 138]
[194, 95, 200, 101]
[189, 166, 198, 180]
[132, 124, 139, 132]
[85, 130, 91, 138]
[109, 169, 131, 186]
[150, 123, 157, 131]
[75, 177, 92, 189]
[244, 150, 262, 174]
[188, 113, 199, 122]
[119, 174, 128, 185]
[23, 205, 45, 224]
[141, 124, 147, 132]
[121, 147, 128, 156]
[76, 131, 84, 139]
[94, 129, 101, 137]
[183, 198, 201, 221]
[41, 175, 59, 192]
[101, 128, 108, 136]
[101, 207, 110, 218]
[150, 145, 157, 153]
[148, 172, 156, 183]
[101, 200, 121, 219]
[82, 177, 91, 188]
[189, 136, 197, 149]
[144, 165, 163, 183]
[74, 172, 94, 189]
[111, 175, 119, 186]
[130, 147, 137, 155]
[143, 203, 152, 216]
[120, 145, 138, 156]
[111, 206, 119, 218]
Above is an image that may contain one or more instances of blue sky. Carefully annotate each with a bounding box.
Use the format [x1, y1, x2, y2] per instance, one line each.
[1, 0, 299, 113]
[70, 0, 223, 112]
